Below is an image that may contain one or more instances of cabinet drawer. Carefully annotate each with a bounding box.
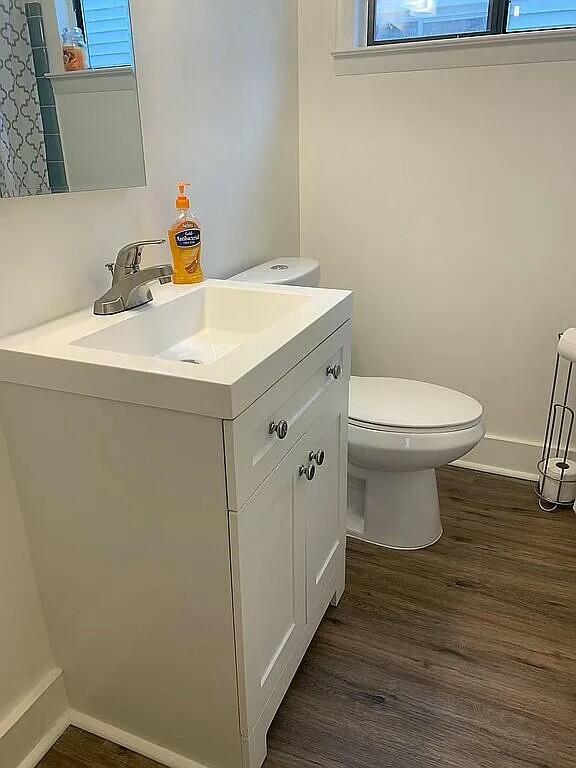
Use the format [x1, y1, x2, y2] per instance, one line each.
[224, 322, 351, 510]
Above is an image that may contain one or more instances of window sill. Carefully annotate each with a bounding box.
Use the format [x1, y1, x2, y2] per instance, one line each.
[332, 29, 576, 75]
[46, 67, 136, 94]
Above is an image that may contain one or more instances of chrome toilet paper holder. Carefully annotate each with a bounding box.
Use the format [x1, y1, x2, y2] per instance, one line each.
[536, 336, 576, 511]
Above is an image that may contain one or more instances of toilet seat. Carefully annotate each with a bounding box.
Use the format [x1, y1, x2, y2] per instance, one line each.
[348, 417, 484, 435]
[349, 377, 483, 434]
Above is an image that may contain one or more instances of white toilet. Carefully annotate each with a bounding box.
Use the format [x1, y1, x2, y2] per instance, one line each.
[347, 377, 484, 549]
[230, 258, 485, 550]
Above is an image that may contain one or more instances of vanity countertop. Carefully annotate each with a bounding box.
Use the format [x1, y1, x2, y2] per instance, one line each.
[0, 280, 352, 419]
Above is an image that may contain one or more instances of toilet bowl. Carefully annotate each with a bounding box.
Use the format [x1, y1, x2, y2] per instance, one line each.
[229, 258, 485, 550]
[348, 377, 485, 549]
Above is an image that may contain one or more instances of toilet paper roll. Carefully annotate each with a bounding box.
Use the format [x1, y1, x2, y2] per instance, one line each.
[558, 328, 576, 363]
[539, 456, 576, 505]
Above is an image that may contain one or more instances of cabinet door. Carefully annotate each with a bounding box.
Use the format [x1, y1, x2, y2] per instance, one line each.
[229, 443, 305, 736]
[297, 396, 347, 620]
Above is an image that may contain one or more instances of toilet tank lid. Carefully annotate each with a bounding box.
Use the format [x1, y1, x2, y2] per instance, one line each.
[349, 377, 483, 431]
[229, 258, 320, 284]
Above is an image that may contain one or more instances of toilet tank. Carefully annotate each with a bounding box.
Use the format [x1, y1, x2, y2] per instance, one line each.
[229, 258, 321, 288]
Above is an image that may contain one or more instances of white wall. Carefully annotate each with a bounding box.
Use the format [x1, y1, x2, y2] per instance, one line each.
[299, 0, 576, 476]
[0, 424, 67, 768]
[0, 0, 299, 760]
[0, 426, 55, 723]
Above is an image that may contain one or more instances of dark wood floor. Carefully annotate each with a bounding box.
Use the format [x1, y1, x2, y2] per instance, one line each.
[38, 468, 576, 768]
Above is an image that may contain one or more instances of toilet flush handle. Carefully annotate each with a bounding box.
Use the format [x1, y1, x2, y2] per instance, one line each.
[327, 363, 342, 380]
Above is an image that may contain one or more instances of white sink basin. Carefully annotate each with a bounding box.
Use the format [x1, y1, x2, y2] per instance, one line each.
[0, 280, 352, 418]
[74, 283, 309, 365]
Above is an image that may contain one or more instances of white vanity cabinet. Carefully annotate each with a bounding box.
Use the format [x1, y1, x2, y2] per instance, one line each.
[0, 283, 352, 768]
[230, 394, 348, 763]
[227, 325, 350, 765]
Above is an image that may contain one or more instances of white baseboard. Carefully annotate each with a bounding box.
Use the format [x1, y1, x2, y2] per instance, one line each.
[70, 711, 209, 768]
[6, 697, 210, 768]
[0, 669, 69, 768]
[452, 433, 541, 481]
[16, 713, 69, 768]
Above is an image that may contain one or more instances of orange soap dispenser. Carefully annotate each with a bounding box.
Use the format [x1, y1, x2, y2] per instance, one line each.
[168, 183, 204, 284]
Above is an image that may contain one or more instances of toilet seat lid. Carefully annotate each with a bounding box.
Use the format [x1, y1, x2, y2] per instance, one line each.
[349, 377, 483, 432]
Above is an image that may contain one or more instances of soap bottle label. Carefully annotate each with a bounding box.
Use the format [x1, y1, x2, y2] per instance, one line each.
[169, 218, 203, 284]
[175, 228, 201, 249]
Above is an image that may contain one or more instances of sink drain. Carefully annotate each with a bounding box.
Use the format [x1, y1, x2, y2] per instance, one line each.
[181, 358, 203, 365]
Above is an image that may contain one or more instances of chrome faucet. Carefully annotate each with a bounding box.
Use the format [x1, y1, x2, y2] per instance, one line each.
[94, 240, 173, 316]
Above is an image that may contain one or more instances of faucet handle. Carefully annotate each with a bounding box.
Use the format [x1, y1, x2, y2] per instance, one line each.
[104, 262, 116, 286]
[117, 239, 166, 270]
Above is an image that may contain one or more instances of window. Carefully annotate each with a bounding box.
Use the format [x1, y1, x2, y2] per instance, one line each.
[73, 0, 134, 69]
[368, 0, 576, 45]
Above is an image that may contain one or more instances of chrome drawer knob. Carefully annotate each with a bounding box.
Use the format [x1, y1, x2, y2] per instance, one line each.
[327, 363, 342, 380]
[309, 449, 325, 467]
[299, 463, 316, 481]
[269, 419, 289, 440]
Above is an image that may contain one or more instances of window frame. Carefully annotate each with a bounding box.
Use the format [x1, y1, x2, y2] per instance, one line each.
[366, 0, 575, 47]
[71, 0, 86, 35]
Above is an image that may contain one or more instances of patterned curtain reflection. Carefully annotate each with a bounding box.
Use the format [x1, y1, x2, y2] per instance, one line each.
[0, 0, 49, 196]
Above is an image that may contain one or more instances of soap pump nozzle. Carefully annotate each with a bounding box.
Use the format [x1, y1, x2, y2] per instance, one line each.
[176, 182, 191, 210]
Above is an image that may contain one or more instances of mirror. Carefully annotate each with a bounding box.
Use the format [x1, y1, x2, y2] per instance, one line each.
[0, 0, 145, 198]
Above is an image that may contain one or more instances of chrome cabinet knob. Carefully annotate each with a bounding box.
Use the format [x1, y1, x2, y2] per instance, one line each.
[309, 449, 325, 467]
[299, 463, 316, 481]
[269, 420, 289, 440]
[327, 363, 342, 380]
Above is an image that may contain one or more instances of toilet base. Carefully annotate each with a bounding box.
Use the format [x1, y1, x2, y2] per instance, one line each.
[347, 466, 443, 550]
